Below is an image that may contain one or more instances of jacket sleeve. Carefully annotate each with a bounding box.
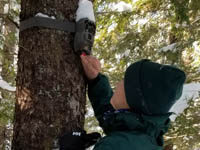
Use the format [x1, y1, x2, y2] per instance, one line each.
[88, 73, 114, 128]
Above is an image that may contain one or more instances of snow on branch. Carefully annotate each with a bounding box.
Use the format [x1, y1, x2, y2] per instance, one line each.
[0, 78, 16, 92]
[76, 0, 95, 22]
[35, 13, 56, 19]
[112, 1, 132, 12]
[170, 83, 200, 121]
[159, 43, 177, 53]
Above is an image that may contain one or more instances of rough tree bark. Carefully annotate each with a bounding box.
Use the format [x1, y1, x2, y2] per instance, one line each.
[12, 0, 88, 149]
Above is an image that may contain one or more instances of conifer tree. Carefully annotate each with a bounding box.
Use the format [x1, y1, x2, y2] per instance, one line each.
[12, 0, 87, 149]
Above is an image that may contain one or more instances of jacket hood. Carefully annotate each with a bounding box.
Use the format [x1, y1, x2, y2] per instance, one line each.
[124, 59, 186, 115]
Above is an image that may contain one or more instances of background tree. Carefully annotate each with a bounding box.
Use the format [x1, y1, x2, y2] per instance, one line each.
[0, 0, 19, 149]
[11, 0, 88, 149]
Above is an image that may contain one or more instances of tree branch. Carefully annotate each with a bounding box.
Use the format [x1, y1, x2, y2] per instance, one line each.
[96, 11, 134, 15]
[0, 13, 19, 29]
[192, 17, 200, 25]
[7, 16, 19, 29]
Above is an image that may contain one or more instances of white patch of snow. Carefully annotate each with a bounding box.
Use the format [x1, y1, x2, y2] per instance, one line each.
[175, 23, 181, 28]
[0, 77, 16, 92]
[193, 123, 200, 127]
[193, 41, 200, 53]
[86, 106, 94, 117]
[130, 19, 137, 26]
[132, 0, 139, 3]
[12, 2, 20, 11]
[159, 43, 177, 53]
[107, 22, 117, 33]
[100, 59, 104, 66]
[76, 0, 95, 22]
[112, 1, 132, 12]
[170, 83, 200, 121]
[130, 18, 149, 26]
[115, 54, 121, 62]
[4, 4, 9, 14]
[124, 50, 130, 57]
[35, 13, 56, 19]
[108, 67, 116, 72]
[138, 18, 148, 25]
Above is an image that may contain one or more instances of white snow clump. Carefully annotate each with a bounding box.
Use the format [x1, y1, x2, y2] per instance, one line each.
[35, 13, 56, 19]
[76, 0, 95, 22]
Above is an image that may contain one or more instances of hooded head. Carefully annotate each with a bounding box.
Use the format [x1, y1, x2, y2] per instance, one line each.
[124, 59, 186, 115]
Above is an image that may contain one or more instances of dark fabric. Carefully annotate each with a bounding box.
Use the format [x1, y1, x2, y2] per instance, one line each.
[84, 132, 102, 148]
[20, 17, 76, 32]
[88, 73, 114, 127]
[59, 130, 86, 150]
[88, 73, 172, 150]
[88, 73, 101, 86]
[59, 130, 101, 150]
[124, 59, 186, 115]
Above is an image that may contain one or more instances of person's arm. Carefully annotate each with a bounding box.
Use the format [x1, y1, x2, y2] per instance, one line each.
[88, 73, 114, 123]
[80, 55, 114, 129]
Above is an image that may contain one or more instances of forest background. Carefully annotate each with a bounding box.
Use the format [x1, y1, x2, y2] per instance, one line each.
[0, 0, 200, 149]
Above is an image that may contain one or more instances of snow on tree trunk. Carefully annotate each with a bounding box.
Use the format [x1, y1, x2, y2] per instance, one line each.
[12, 0, 87, 149]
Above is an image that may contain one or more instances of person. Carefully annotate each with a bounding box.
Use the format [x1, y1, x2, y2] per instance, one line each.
[59, 54, 186, 150]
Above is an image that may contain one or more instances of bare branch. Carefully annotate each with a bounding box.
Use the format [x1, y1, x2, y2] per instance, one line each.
[192, 17, 200, 25]
[96, 11, 133, 15]
[0, 13, 7, 18]
[0, 13, 19, 29]
[7, 16, 19, 29]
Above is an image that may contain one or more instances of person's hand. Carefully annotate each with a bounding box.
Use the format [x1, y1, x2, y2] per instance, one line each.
[80, 53, 101, 80]
[59, 129, 101, 150]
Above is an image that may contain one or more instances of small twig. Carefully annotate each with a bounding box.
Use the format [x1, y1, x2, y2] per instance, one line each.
[18, 45, 30, 52]
[7, 15, 19, 29]
[191, 17, 200, 25]
[8, 0, 11, 14]
[0, 13, 19, 29]
[0, 13, 7, 18]
[95, 10, 134, 15]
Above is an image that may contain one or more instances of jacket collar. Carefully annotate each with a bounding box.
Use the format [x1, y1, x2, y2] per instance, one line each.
[103, 109, 172, 138]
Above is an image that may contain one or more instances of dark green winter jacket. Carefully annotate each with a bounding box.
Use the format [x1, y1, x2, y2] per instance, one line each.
[88, 73, 172, 150]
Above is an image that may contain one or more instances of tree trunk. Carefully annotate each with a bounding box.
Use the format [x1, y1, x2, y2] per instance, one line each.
[0, 3, 17, 149]
[12, 0, 87, 149]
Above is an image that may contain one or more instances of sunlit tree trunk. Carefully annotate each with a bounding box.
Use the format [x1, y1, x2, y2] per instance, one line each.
[12, 0, 87, 149]
[0, 2, 17, 149]
[1, 21, 16, 150]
